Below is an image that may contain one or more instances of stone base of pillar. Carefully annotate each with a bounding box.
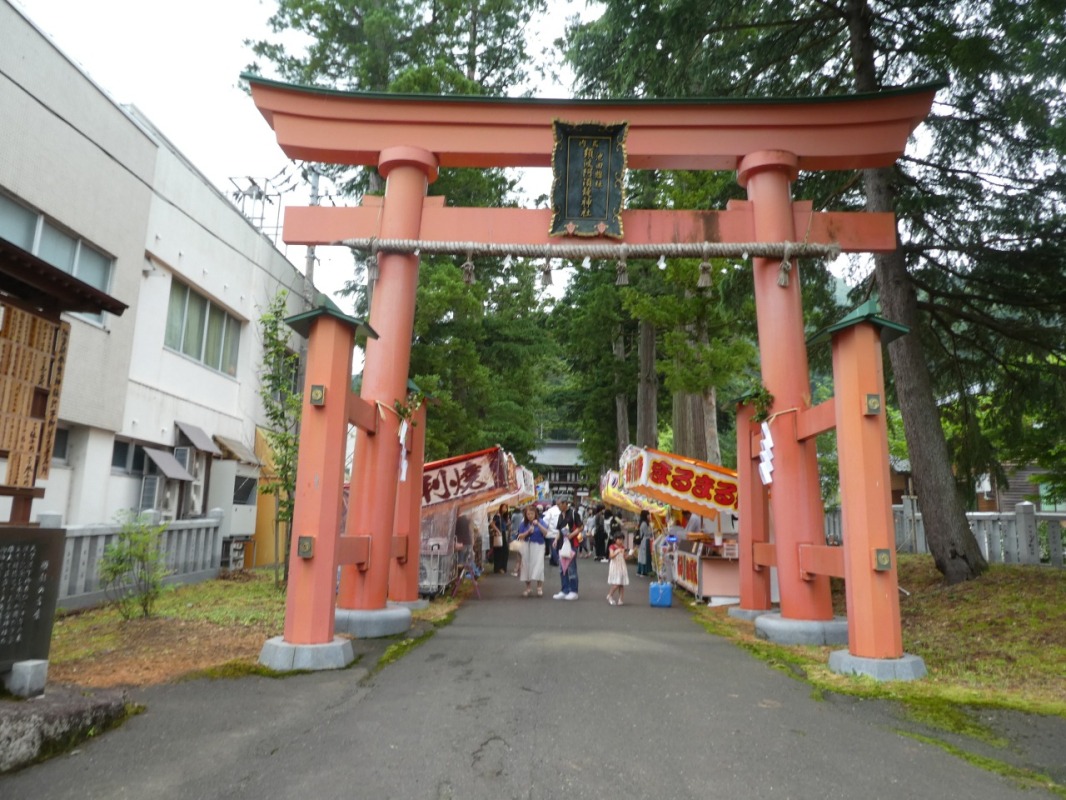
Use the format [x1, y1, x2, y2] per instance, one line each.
[335, 606, 412, 639]
[3, 659, 48, 697]
[828, 650, 927, 682]
[388, 598, 430, 611]
[754, 612, 849, 645]
[728, 606, 773, 621]
[258, 636, 355, 672]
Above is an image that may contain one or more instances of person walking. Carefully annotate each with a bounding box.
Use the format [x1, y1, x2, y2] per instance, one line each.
[606, 531, 630, 605]
[509, 506, 524, 576]
[490, 503, 510, 575]
[600, 510, 621, 562]
[636, 510, 653, 577]
[552, 497, 582, 600]
[543, 499, 561, 567]
[593, 506, 608, 562]
[516, 505, 548, 596]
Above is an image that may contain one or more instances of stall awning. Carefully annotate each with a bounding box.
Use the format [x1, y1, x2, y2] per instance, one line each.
[619, 446, 739, 519]
[175, 421, 222, 456]
[215, 435, 260, 465]
[143, 447, 195, 481]
[423, 446, 508, 509]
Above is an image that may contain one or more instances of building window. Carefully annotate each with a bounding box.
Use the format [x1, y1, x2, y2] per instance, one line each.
[233, 476, 258, 506]
[111, 439, 146, 474]
[165, 280, 240, 376]
[0, 191, 114, 323]
[52, 428, 69, 462]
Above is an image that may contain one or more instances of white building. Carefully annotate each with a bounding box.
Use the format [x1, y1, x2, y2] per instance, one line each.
[0, 1, 314, 556]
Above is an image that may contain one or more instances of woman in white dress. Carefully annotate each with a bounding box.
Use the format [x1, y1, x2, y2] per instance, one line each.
[516, 505, 549, 597]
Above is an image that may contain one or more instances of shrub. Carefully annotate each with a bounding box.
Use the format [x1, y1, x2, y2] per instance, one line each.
[99, 511, 171, 620]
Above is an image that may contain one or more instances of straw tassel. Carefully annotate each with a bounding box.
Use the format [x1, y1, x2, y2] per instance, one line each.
[697, 243, 713, 289]
[461, 250, 475, 284]
[615, 245, 629, 286]
[777, 242, 793, 287]
[541, 260, 553, 286]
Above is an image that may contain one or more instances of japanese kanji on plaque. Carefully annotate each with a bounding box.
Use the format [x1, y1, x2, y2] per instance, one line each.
[549, 120, 627, 238]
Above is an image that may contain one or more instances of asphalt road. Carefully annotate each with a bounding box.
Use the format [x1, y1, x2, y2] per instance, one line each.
[1, 559, 1053, 799]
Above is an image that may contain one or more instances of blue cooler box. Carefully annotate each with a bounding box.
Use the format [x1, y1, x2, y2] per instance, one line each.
[649, 582, 673, 608]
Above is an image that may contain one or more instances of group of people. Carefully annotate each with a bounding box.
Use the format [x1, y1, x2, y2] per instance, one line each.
[486, 497, 647, 605]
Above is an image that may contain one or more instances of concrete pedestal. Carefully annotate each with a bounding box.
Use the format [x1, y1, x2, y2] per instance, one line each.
[335, 606, 412, 639]
[828, 650, 928, 681]
[258, 637, 355, 672]
[754, 612, 849, 646]
[389, 598, 429, 611]
[2, 660, 48, 697]
[728, 606, 772, 621]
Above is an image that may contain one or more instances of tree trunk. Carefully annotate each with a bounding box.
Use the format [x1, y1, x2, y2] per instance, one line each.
[703, 385, 720, 465]
[672, 391, 706, 460]
[871, 226, 988, 582]
[613, 328, 630, 460]
[848, 0, 987, 583]
[636, 319, 658, 448]
[698, 325, 720, 464]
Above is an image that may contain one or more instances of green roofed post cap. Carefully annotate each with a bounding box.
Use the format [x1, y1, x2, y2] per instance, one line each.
[283, 299, 378, 341]
[806, 296, 908, 348]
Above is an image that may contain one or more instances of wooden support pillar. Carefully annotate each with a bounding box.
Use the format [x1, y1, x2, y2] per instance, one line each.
[832, 322, 903, 658]
[281, 314, 354, 645]
[338, 146, 438, 611]
[738, 150, 832, 622]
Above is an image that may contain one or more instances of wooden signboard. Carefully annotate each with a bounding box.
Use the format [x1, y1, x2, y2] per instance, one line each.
[0, 302, 69, 489]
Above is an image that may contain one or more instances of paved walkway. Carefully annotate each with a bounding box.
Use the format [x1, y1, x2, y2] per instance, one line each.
[2, 560, 1060, 798]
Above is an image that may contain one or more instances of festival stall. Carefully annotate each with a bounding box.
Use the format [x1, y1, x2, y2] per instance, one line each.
[599, 470, 670, 525]
[418, 446, 530, 595]
[620, 446, 741, 602]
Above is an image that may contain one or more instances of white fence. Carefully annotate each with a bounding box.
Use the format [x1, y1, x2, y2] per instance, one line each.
[47, 510, 225, 610]
[823, 501, 1065, 567]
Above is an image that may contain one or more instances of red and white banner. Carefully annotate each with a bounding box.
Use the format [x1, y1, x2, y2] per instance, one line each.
[619, 446, 739, 518]
[422, 446, 508, 508]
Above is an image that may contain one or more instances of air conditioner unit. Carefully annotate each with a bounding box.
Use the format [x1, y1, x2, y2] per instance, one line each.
[173, 446, 192, 471]
[160, 480, 179, 522]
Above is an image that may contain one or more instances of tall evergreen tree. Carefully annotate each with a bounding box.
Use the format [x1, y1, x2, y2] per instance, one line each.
[565, 0, 1066, 582]
[246, 1, 557, 461]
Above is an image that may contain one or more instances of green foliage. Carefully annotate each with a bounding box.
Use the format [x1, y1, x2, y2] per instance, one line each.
[566, 0, 1066, 519]
[98, 511, 171, 620]
[257, 290, 302, 526]
[247, 1, 557, 465]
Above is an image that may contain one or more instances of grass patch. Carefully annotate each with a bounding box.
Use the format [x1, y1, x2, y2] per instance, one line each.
[692, 555, 1066, 718]
[179, 660, 295, 682]
[376, 629, 435, 671]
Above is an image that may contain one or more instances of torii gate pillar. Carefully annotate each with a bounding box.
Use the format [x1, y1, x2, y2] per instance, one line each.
[738, 151, 835, 627]
[335, 146, 437, 638]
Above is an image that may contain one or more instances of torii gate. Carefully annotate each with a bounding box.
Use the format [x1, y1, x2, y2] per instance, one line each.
[248, 76, 934, 680]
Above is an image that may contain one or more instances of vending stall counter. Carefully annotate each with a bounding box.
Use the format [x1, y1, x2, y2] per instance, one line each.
[619, 446, 742, 605]
[674, 539, 740, 603]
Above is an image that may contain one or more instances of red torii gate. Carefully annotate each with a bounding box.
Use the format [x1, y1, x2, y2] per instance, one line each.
[248, 76, 933, 680]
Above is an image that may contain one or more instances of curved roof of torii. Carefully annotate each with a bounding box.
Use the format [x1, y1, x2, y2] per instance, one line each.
[244, 75, 940, 173]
